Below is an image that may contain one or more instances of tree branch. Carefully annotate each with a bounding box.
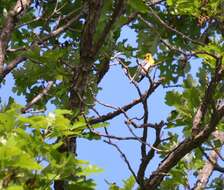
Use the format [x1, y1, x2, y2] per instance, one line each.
[96, 56, 111, 84]
[0, 56, 26, 82]
[41, 6, 87, 42]
[104, 140, 138, 183]
[69, 0, 103, 110]
[89, 80, 162, 125]
[193, 131, 224, 190]
[144, 62, 224, 189]
[0, 4, 86, 83]
[137, 122, 163, 186]
[21, 81, 54, 113]
[93, 0, 125, 55]
[192, 57, 223, 136]
[145, 102, 224, 189]
[138, 9, 204, 46]
[0, 0, 31, 76]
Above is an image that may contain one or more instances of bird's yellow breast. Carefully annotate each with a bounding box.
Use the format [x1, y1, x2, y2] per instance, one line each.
[144, 53, 155, 65]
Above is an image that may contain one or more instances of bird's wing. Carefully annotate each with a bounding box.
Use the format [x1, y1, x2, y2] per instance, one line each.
[139, 59, 149, 75]
[130, 59, 142, 82]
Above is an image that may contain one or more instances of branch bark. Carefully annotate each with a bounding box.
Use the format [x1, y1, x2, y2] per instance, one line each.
[193, 131, 224, 190]
[0, 0, 31, 77]
[90, 80, 162, 125]
[0, 56, 26, 82]
[55, 1, 103, 189]
[21, 81, 53, 113]
[0, 5, 85, 83]
[69, 0, 103, 111]
[93, 0, 125, 55]
[145, 106, 224, 189]
[144, 58, 224, 189]
[142, 5, 204, 46]
[192, 58, 223, 136]
[137, 122, 162, 187]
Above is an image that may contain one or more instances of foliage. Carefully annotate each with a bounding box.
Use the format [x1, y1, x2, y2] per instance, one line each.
[0, 0, 224, 189]
[0, 101, 102, 189]
[108, 176, 136, 190]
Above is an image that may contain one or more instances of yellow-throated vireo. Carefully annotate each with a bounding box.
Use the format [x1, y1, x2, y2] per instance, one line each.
[131, 53, 155, 82]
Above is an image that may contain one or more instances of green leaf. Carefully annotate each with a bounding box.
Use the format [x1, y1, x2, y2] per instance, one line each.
[6, 185, 23, 190]
[165, 91, 182, 106]
[128, 0, 148, 13]
[91, 122, 109, 129]
[79, 164, 103, 176]
[18, 115, 48, 130]
[70, 120, 86, 131]
[67, 179, 96, 190]
[166, 0, 173, 6]
[166, 0, 201, 16]
[13, 154, 42, 170]
[183, 74, 196, 88]
[121, 176, 135, 190]
[54, 109, 72, 116]
[81, 132, 101, 140]
[109, 183, 120, 190]
[195, 42, 223, 69]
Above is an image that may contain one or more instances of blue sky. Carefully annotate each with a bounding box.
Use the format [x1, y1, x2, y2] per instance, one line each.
[78, 26, 173, 189]
[77, 26, 203, 189]
[0, 26, 170, 189]
[0, 25, 203, 189]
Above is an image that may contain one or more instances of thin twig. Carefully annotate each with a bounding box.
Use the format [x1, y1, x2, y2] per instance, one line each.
[21, 81, 54, 113]
[104, 140, 138, 182]
[93, 131, 139, 141]
[138, 12, 203, 46]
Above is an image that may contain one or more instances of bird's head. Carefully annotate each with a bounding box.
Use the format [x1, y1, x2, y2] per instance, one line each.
[144, 53, 154, 64]
[145, 53, 152, 59]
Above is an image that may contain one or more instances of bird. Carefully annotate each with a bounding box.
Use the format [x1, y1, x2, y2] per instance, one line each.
[131, 53, 155, 82]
